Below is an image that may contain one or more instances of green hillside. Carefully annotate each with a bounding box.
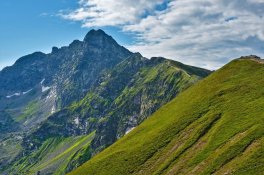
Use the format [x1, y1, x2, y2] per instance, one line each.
[69, 57, 264, 175]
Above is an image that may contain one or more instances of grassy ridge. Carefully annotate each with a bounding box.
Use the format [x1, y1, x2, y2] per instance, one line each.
[69, 58, 264, 175]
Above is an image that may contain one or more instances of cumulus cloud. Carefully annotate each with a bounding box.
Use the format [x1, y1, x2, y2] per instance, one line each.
[60, 0, 164, 27]
[61, 0, 264, 69]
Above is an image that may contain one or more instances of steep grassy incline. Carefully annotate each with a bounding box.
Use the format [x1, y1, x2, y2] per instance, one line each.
[69, 58, 264, 175]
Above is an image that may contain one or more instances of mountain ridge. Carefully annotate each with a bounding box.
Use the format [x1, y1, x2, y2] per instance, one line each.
[68, 57, 264, 175]
[0, 29, 211, 174]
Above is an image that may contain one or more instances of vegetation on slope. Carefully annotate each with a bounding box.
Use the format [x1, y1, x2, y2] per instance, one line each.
[0, 135, 22, 169]
[5, 54, 209, 175]
[7, 132, 95, 175]
[16, 100, 40, 122]
[69, 57, 264, 175]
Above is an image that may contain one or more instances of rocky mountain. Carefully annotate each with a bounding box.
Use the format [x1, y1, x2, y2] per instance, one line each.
[0, 29, 131, 131]
[0, 29, 211, 174]
[69, 56, 264, 175]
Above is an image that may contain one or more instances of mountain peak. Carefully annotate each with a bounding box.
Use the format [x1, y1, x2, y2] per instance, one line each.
[87, 29, 106, 35]
[84, 29, 112, 42]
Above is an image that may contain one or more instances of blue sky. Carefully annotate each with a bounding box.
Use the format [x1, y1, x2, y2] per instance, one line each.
[0, 0, 134, 70]
[1, 0, 264, 70]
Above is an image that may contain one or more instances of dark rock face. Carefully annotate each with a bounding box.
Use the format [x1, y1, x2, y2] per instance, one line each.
[0, 30, 132, 173]
[0, 29, 132, 130]
[0, 52, 47, 94]
[58, 31, 131, 107]
[0, 29, 211, 174]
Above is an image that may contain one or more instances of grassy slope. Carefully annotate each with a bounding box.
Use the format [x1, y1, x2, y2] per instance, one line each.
[16, 100, 40, 122]
[8, 132, 95, 175]
[69, 59, 264, 175]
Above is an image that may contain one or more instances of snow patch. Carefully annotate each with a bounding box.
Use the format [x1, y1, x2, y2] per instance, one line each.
[74, 117, 80, 125]
[40, 78, 51, 92]
[6, 88, 33, 98]
[42, 86, 51, 92]
[40, 79, 45, 85]
[23, 89, 32, 95]
[6, 93, 21, 98]
[125, 127, 135, 135]
[51, 105, 56, 114]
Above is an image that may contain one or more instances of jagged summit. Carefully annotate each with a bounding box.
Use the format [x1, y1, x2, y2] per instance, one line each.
[85, 29, 106, 36]
[51, 46, 59, 53]
[49, 29, 120, 55]
[83, 29, 117, 45]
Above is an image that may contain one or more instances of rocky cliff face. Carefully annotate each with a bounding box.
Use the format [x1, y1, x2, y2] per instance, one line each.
[52, 29, 131, 108]
[0, 29, 132, 171]
[0, 29, 131, 131]
[0, 29, 211, 174]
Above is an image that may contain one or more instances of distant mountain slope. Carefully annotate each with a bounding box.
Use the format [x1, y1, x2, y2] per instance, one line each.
[69, 56, 264, 175]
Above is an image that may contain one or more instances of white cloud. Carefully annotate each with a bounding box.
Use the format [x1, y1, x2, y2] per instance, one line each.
[61, 0, 264, 70]
[247, 0, 264, 3]
[60, 0, 164, 27]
